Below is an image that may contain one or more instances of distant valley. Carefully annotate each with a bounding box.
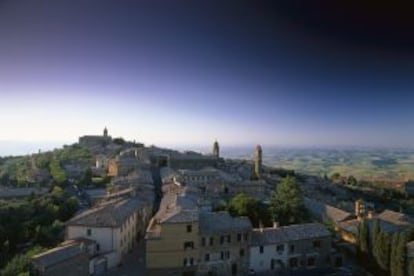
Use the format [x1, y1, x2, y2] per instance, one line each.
[220, 147, 414, 183]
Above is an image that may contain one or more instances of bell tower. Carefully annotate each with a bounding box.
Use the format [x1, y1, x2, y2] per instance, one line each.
[254, 145, 262, 178]
[213, 140, 220, 158]
[103, 127, 108, 137]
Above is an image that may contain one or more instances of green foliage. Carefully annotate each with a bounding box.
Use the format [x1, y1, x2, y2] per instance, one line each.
[49, 160, 67, 184]
[79, 168, 93, 187]
[372, 219, 381, 259]
[270, 176, 308, 226]
[228, 193, 272, 228]
[390, 233, 399, 276]
[113, 137, 126, 145]
[358, 218, 369, 253]
[391, 232, 406, 276]
[0, 193, 78, 270]
[1, 246, 44, 276]
[51, 186, 64, 198]
[59, 196, 79, 221]
[347, 175, 358, 186]
[268, 168, 295, 178]
[409, 259, 414, 276]
[331, 172, 341, 180]
[376, 232, 391, 271]
[54, 145, 92, 165]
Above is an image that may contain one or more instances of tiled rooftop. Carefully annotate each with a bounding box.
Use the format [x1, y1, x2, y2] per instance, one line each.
[32, 242, 86, 268]
[66, 197, 143, 227]
[199, 212, 252, 234]
[304, 197, 352, 223]
[251, 223, 331, 246]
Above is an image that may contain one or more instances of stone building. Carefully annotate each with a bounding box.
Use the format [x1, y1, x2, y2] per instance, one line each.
[79, 127, 112, 148]
[145, 191, 252, 276]
[168, 151, 220, 170]
[249, 223, 333, 274]
[65, 196, 149, 272]
[32, 238, 97, 276]
[198, 212, 252, 276]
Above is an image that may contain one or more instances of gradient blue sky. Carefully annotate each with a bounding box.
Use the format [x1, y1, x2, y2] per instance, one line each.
[1, 1, 414, 154]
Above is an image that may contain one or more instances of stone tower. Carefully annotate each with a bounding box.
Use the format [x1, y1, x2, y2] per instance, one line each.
[213, 140, 220, 158]
[254, 144, 262, 178]
[103, 127, 108, 137]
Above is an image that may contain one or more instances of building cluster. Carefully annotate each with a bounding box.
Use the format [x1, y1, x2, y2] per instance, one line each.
[145, 185, 335, 276]
[145, 141, 338, 276]
[31, 129, 361, 275]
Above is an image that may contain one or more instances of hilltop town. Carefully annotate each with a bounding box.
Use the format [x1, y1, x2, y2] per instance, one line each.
[1, 128, 414, 276]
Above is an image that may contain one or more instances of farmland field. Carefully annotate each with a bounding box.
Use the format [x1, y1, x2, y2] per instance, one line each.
[221, 147, 414, 182]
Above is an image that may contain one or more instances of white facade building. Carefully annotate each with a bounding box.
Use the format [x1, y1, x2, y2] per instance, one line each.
[66, 197, 145, 272]
[250, 223, 332, 274]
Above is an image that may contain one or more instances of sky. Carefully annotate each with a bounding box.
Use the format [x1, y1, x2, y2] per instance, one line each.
[0, 1, 414, 155]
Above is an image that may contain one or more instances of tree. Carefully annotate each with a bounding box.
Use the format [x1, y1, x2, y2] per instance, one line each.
[376, 232, 391, 271]
[331, 172, 341, 180]
[358, 218, 369, 254]
[390, 233, 399, 276]
[372, 219, 381, 259]
[1, 247, 44, 276]
[59, 196, 79, 221]
[347, 175, 358, 186]
[392, 232, 406, 276]
[409, 259, 414, 276]
[49, 160, 67, 184]
[228, 193, 259, 225]
[270, 176, 308, 226]
[79, 168, 92, 187]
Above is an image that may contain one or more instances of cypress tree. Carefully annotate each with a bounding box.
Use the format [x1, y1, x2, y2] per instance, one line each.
[390, 233, 399, 276]
[359, 218, 369, 254]
[394, 232, 406, 276]
[409, 259, 414, 276]
[372, 219, 381, 255]
[377, 232, 391, 271]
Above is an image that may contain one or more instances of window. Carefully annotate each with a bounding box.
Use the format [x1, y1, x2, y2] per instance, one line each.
[289, 258, 298, 268]
[205, 254, 210, 261]
[237, 233, 242, 242]
[96, 244, 100, 251]
[227, 235, 231, 243]
[201, 237, 206, 247]
[87, 229, 91, 236]
[209, 237, 214, 246]
[190, 258, 194, 266]
[307, 257, 316, 267]
[243, 233, 248, 241]
[313, 240, 321, 248]
[220, 251, 224, 260]
[276, 244, 284, 253]
[259, 246, 264, 254]
[220, 236, 224, 245]
[240, 249, 245, 257]
[289, 244, 295, 254]
[187, 224, 192, 233]
[184, 241, 194, 250]
[183, 258, 188, 267]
